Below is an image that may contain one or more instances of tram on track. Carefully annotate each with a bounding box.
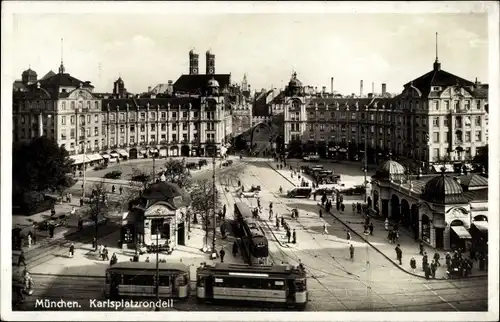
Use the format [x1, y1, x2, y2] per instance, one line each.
[196, 263, 308, 310]
[234, 202, 269, 264]
[104, 262, 190, 300]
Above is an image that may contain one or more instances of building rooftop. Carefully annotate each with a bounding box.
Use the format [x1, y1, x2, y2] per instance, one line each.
[173, 74, 230, 94]
[102, 96, 200, 111]
[403, 67, 475, 98]
[421, 174, 469, 204]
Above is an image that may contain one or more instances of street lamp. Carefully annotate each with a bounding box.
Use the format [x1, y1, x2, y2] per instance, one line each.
[211, 149, 217, 258]
[155, 228, 160, 311]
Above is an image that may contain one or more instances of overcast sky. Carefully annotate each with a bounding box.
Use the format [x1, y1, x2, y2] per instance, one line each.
[6, 3, 490, 95]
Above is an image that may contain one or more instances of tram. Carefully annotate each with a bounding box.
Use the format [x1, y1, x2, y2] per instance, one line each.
[196, 263, 308, 310]
[234, 202, 269, 264]
[104, 262, 190, 300]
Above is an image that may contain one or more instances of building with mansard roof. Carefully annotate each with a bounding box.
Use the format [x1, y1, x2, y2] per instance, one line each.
[278, 54, 488, 170]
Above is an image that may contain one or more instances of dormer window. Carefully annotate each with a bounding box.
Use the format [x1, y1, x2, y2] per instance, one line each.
[432, 86, 441, 91]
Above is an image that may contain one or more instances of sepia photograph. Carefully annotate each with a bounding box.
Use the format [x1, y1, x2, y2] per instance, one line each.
[1, 1, 498, 321]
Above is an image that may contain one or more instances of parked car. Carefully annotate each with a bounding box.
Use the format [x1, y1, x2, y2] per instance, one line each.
[343, 185, 366, 195]
[314, 187, 335, 196]
[93, 163, 108, 171]
[303, 154, 320, 162]
[286, 187, 312, 198]
[104, 170, 122, 179]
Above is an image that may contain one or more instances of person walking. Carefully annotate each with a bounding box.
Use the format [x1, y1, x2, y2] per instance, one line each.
[103, 246, 109, 261]
[27, 233, 32, 248]
[422, 252, 429, 272]
[384, 218, 389, 231]
[319, 209, 323, 218]
[17, 250, 27, 267]
[352, 203, 356, 213]
[433, 251, 441, 266]
[78, 215, 83, 231]
[347, 231, 351, 241]
[341, 203, 345, 213]
[48, 224, 55, 238]
[410, 256, 417, 273]
[322, 223, 328, 235]
[419, 242, 424, 255]
[92, 237, 97, 251]
[145, 256, 150, 262]
[369, 222, 374, 236]
[445, 252, 452, 271]
[112, 185, 116, 193]
[110, 253, 118, 266]
[430, 260, 437, 279]
[395, 244, 403, 265]
[119, 186, 123, 195]
[276, 217, 280, 230]
[232, 241, 238, 257]
[349, 244, 355, 260]
[292, 229, 297, 244]
[68, 243, 75, 258]
[219, 247, 226, 263]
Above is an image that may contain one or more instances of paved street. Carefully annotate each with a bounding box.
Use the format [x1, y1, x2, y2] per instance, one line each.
[12, 159, 488, 311]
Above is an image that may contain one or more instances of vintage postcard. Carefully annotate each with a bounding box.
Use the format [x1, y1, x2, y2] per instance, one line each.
[1, 1, 498, 321]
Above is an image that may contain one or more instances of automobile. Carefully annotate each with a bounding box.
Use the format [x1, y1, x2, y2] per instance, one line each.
[240, 191, 259, 198]
[286, 187, 312, 198]
[221, 160, 233, 167]
[249, 185, 261, 192]
[104, 170, 122, 179]
[313, 187, 335, 195]
[93, 163, 108, 171]
[343, 185, 366, 195]
[303, 154, 320, 162]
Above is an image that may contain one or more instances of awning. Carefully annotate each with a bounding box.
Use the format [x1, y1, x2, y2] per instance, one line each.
[70, 154, 86, 165]
[149, 148, 159, 153]
[110, 152, 120, 158]
[101, 153, 110, 159]
[472, 221, 488, 232]
[140, 150, 147, 154]
[450, 225, 472, 239]
[338, 148, 347, 153]
[328, 147, 337, 151]
[159, 149, 167, 157]
[118, 149, 129, 157]
[109, 157, 118, 163]
[86, 153, 103, 162]
[433, 164, 454, 173]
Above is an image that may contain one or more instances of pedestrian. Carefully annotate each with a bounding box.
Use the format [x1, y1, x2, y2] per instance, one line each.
[352, 203, 356, 213]
[341, 203, 345, 213]
[78, 215, 83, 231]
[424, 264, 431, 279]
[112, 185, 116, 193]
[51, 207, 56, 217]
[70, 207, 76, 216]
[119, 186, 123, 195]
[319, 209, 323, 218]
[132, 250, 140, 262]
[281, 216, 285, 227]
[219, 247, 226, 263]
[145, 257, 150, 262]
[422, 252, 428, 271]
[410, 256, 417, 273]
[433, 251, 441, 266]
[369, 222, 374, 236]
[279, 186, 283, 194]
[276, 217, 280, 230]
[323, 223, 328, 235]
[430, 260, 437, 279]
[69, 243, 75, 258]
[80, 198, 84, 207]
[419, 242, 424, 255]
[292, 229, 296, 244]
[384, 218, 389, 231]
[103, 246, 109, 261]
[445, 252, 451, 271]
[347, 231, 351, 241]
[395, 244, 402, 265]
[17, 250, 26, 267]
[49, 224, 55, 238]
[110, 253, 117, 266]
[27, 233, 32, 248]
[232, 241, 238, 257]
[349, 244, 355, 260]
[92, 237, 97, 251]
[268, 209, 273, 220]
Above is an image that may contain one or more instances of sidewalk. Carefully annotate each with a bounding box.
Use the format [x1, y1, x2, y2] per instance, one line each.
[268, 163, 488, 280]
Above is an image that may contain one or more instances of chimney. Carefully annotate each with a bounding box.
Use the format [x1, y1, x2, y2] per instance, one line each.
[167, 80, 173, 94]
[360, 80, 363, 97]
[382, 83, 387, 95]
[330, 77, 334, 93]
[148, 86, 152, 93]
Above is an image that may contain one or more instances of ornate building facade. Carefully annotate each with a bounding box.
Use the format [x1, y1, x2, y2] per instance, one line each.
[278, 57, 489, 168]
[13, 50, 235, 167]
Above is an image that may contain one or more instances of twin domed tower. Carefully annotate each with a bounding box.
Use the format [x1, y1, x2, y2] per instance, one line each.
[189, 49, 215, 75]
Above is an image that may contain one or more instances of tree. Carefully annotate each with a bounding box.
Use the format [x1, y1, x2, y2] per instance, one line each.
[189, 179, 221, 251]
[13, 136, 74, 195]
[473, 145, 488, 173]
[162, 158, 192, 189]
[84, 180, 114, 247]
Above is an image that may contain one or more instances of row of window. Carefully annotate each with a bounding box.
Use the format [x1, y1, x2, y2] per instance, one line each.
[432, 147, 474, 160]
[431, 131, 483, 143]
[431, 115, 482, 127]
[61, 133, 209, 144]
[431, 100, 482, 111]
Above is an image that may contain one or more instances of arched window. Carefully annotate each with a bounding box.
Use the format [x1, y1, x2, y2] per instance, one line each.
[291, 100, 300, 109]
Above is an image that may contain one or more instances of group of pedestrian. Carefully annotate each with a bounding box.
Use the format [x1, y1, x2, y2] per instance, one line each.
[285, 226, 297, 244]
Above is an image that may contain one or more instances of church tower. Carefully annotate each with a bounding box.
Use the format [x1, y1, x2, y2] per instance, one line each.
[242, 73, 248, 92]
[206, 50, 215, 75]
[189, 49, 199, 75]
